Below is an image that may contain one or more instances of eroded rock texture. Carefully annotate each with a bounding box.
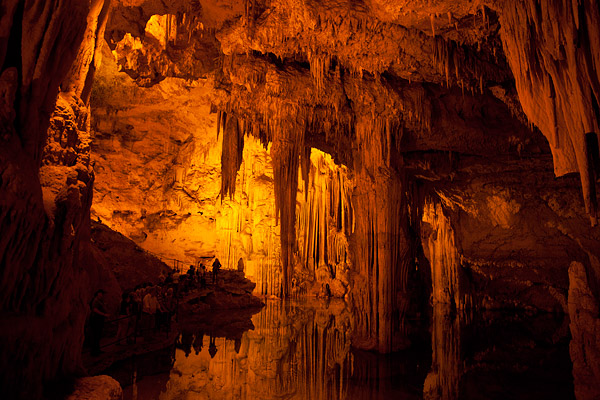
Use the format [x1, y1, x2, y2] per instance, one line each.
[0, 0, 110, 398]
[419, 154, 600, 313]
[64, 375, 123, 400]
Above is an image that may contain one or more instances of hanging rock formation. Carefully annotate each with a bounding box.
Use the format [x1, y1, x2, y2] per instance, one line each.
[500, 0, 600, 225]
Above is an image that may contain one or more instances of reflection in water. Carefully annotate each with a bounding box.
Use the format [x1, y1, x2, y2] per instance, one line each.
[167, 299, 353, 400]
[116, 300, 574, 400]
[424, 305, 574, 400]
[424, 306, 461, 400]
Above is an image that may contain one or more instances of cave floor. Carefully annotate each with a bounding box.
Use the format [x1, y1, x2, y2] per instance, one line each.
[99, 299, 574, 400]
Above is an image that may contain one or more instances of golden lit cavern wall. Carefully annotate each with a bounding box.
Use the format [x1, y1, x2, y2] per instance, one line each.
[90, 45, 283, 280]
[0, 0, 110, 398]
[295, 149, 354, 297]
[101, 0, 600, 365]
[500, 0, 600, 224]
[210, 16, 533, 351]
[216, 137, 282, 297]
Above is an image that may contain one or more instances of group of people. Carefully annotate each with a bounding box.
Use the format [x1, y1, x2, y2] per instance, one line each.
[88, 282, 177, 356]
[87, 258, 224, 357]
[163, 257, 222, 290]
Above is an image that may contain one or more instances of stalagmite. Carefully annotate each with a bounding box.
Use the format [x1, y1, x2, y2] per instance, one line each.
[421, 200, 471, 310]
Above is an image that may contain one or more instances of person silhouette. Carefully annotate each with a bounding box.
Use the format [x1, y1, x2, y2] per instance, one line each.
[212, 258, 221, 285]
[89, 289, 109, 356]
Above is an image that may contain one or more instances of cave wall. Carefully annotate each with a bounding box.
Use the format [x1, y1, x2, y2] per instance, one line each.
[90, 38, 284, 292]
[420, 154, 600, 312]
[0, 0, 110, 398]
[1, 0, 599, 398]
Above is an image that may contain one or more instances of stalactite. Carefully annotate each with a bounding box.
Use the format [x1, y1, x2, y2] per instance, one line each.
[221, 113, 245, 199]
[296, 149, 353, 283]
[500, 0, 600, 224]
[271, 115, 304, 297]
[308, 52, 332, 95]
[421, 199, 472, 310]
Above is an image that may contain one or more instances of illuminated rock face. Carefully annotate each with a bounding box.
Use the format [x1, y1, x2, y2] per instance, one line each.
[296, 150, 353, 297]
[90, 43, 283, 288]
[500, 1, 600, 224]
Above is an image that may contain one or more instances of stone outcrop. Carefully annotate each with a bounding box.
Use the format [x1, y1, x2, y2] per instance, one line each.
[90, 221, 171, 292]
[65, 375, 123, 400]
[500, 0, 600, 224]
[0, 1, 113, 398]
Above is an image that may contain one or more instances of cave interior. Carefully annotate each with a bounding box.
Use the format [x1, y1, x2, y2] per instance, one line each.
[1, 0, 600, 399]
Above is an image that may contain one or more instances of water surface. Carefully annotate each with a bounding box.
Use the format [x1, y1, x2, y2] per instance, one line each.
[109, 299, 573, 399]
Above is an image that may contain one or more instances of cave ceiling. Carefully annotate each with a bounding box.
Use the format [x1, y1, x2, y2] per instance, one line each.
[106, 0, 531, 157]
[103, 0, 600, 223]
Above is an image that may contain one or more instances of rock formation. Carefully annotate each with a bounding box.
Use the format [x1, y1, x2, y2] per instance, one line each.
[1, 1, 110, 398]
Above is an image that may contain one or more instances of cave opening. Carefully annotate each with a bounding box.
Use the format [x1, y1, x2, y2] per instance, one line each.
[2, 1, 600, 400]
